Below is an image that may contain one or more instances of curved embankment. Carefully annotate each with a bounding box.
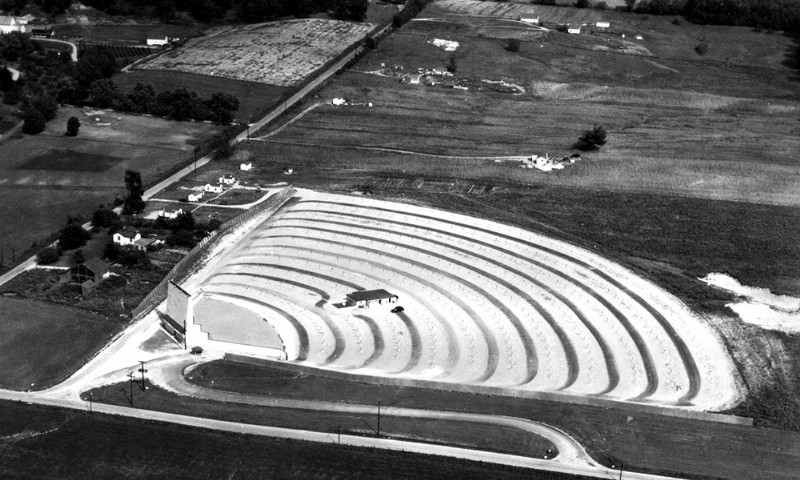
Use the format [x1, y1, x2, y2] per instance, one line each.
[181, 190, 739, 410]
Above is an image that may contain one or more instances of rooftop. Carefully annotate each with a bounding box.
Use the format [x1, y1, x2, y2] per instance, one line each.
[347, 289, 397, 302]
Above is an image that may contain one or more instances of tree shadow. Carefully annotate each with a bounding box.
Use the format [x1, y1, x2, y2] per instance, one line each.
[780, 31, 800, 83]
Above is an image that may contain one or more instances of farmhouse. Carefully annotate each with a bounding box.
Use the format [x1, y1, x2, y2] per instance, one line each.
[0, 16, 25, 34]
[596, 21, 610, 28]
[113, 228, 141, 245]
[519, 17, 539, 25]
[346, 289, 399, 308]
[219, 174, 236, 185]
[567, 27, 581, 35]
[156, 208, 183, 219]
[188, 191, 204, 202]
[204, 183, 223, 193]
[240, 162, 252, 171]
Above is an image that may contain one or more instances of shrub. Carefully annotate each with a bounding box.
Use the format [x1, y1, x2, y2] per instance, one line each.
[92, 206, 119, 228]
[32, 94, 58, 121]
[505, 38, 521, 52]
[446, 56, 457, 73]
[22, 107, 46, 135]
[573, 124, 607, 151]
[695, 42, 709, 55]
[66, 116, 80, 136]
[2, 89, 19, 105]
[58, 222, 92, 250]
[36, 247, 61, 265]
[596, 1, 607, 9]
[575, 0, 590, 8]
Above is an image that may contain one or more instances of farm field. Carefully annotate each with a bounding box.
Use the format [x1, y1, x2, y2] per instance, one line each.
[0, 106, 220, 259]
[0, 401, 586, 480]
[137, 19, 376, 87]
[0, 297, 120, 391]
[114, 70, 289, 123]
[180, 190, 739, 410]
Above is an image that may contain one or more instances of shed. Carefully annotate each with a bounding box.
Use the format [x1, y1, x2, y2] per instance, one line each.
[81, 279, 96, 296]
[72, 258, 108, 284]
[188, 192, 204, 202]
[147, 36, 169, 46]
[219, 174, 236, 185]
[519, 17, 539, 25]
[596, 21, 610, 28]
[346, 289, 398, 308]
[133, 238, 157, 251]
[567, 27, 581, 35]
[240, 162, 252, 171]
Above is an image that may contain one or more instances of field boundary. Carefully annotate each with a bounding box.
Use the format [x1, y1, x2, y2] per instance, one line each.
[224, 354, 753, 426]
[129, 186, 296, 320]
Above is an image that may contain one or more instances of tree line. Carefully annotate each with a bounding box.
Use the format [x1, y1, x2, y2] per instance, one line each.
[634, 0, 800, 32]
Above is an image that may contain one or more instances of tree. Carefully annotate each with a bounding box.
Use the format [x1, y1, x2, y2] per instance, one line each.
[66, 116, 80, 136]
[72, 249, 85, 265]
[22, 107, 46, 134]
[33, 94, 59, 121]
[575, 0, 590, 7]
[625, 0, 635, 11]
[58, 222, 92, 250]
[89, 78, 122, 108]
[92, 206, 119, 228]
[126, 82, 157, 114]
[204, 92, 239, 125]
[446, 56, 457, 73]
[333, 0, 368, 22]
[167, 229, 197, 248]
[505, 38, 521, 52]
[573, 124, 608, 151]
[0, 67, 14, 92]
[123, 170, 145, 215]
[37, 247, 60, 265]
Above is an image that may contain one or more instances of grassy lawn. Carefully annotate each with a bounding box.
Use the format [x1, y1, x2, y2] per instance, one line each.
[0, 401, 588, 480]
[176, 359, 800, 480]
[55, 24, 203, 44]
[18, 150, 122, 172]
[0, 297, 121, 391]
[85, 382, 557, 460]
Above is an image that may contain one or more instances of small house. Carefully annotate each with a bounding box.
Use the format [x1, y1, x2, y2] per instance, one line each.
[113, 228, 141, 245]
[346, 289, 399, 308]
[157, 208, 183, 220]
[204, 183, 223, 194]
[596, 21, 610, 28]
[81, 279, 96, 296]
[240, 162, 252, 171]
[71, 258, 108, 284]
[146, 36, 169, 46]
[567, 27, 581, 35]
[219, 174, 236, 185]
[332, 98, 346, 106]
[188, 192, 204, 202]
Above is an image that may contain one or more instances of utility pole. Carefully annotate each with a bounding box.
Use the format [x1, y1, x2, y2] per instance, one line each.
[88, 392, 92, 414]
[138, 361, 148, 391]
[337, 425, 341, 446]
[377, 400, 381, 437]
[126, 372, 135, 406]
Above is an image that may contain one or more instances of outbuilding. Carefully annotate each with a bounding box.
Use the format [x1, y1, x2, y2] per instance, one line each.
[71, 258, 108, 284]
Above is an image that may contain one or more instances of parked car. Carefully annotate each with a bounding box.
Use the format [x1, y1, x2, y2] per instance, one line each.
[391, 306, 404, 313]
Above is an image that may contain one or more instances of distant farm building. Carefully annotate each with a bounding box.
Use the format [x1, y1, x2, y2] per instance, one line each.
[346, 289, 399, 308]
[0, 16, 26, 34]
[156, 208, 183, 219]
[567, 27, 581, 35]
[31, 27, 53, 38]
[240, 162, 252, 171]
[71, 258, 108, 284]
[188, 191, 204, 202]
[133, 237, 160, 251]
[147, 36, 169, 46]
[204, 183, 223, 193]
[519, 17, 539, 25]
[219, 174, 236, 185]
[113, 228, 141, 245]
[596, 21, 610, 28]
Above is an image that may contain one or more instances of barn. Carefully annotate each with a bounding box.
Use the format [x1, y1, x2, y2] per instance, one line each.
[346, 289, 399, 308]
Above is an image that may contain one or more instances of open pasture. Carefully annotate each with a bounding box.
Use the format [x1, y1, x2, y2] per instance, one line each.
[55, 24, 202, 44]
[0, 297, 119, 391]
[137, 19, 375, 87]
[182, 190, 738, 410]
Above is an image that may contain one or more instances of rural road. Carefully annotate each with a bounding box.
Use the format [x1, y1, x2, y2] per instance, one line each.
[35, 38, 79, 62]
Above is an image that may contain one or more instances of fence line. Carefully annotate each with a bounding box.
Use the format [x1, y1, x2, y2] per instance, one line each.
[130, 186, 296, 320]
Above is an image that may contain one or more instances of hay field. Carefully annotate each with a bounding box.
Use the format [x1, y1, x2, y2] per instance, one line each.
[138, 19, 375, 87]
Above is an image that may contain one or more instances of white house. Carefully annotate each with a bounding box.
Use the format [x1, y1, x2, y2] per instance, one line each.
[204, 184, 223, 194]
[146, 36, 169, 46]
[157, 208, 183, 219]
[219, 174, 236, 185]
[188, 192, 204, 202]
[520, 17, 539, 25]
[567, 27, 581, 35]
[113, 228, 141, 246]
[0, 16, 26, 34]
[596, 21, 610, 28]
[240, 162, 252, 171]
[332, 98, 346, 106]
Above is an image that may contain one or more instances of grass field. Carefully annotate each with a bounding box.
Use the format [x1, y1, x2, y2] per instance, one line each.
[0, 297, 120, 391]
[0, 401, 588, 480]
[179, 359, 800, 480]
[114, 70, 289, 123]
[18, 150, 122, 172]
[85, 382, 557, 460]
